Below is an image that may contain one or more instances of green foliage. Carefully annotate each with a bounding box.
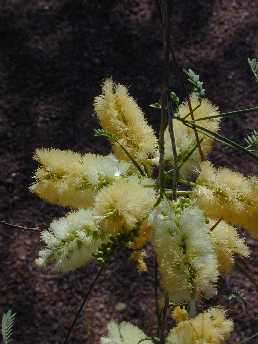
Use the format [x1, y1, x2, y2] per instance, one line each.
[248, 57, 258, 83]
[184, 68, 205, 97]
[149, 101, 161, 109]
[94, 128, 119, 142]
[1, 310, 16, 344]
[245, 129, 258, 155]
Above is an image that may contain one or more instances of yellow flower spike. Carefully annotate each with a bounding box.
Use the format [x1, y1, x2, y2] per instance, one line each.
[30, 149, 131, 209]
[95, 177, 157, 235]
[209, 219, 250, 274]
[94, 79, 158, 165]
[194, 161, 258, 238]
[172, 306, 189, 323]
[167, 307, 233, 344]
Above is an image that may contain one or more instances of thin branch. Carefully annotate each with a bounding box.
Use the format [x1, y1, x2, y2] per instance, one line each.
[182, 101, 202, 120]
[63, 265, 105, 344]
[167, 99, 178, 200]
[209, 218, 222, 232]
[158, 0, 169, 199]
[154, 258, 161, 338]
[239, 333, 258, 344]
[188, 297, 197, 318]
[0, 220, 41, 231]
[186, 97, 204, 160]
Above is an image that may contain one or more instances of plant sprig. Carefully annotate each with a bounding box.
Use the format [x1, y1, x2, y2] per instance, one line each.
[248, 57, 258, 83]
[184, 68, 205, 98]
[1, 310, 16, 344]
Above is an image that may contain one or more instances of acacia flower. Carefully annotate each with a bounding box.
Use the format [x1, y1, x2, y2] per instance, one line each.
[166, 307, 233, 344]
[35, 209, 103, 272]
[172, 306, 189, 323]
[94, 79, 158, 164]
[209, 219, 250, 274]
[95, 177, 157, 235]
[193, 161, 258, 238]
[165, 93, 220, 177]
[30, 148, 131, 209]
[100, 321, 151, 344]
[150, 200, 218, 303]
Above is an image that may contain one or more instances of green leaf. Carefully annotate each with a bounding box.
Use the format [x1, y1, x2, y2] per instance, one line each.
[248, 57, 258, 83]
[245, 129, 258, 154]
[94, 128, 118, 142]
[184, 68, 205, 97]
[149, 102, 161, 109]
[2, 310, 16, 344]
[169, 91, 180, 111]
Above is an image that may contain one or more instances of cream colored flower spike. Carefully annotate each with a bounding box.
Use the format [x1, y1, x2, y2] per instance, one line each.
[30, 148, 131, 209]
[95, 177, 157, 234]
[100, 321, 152, 344]
[193, 161, 258, 238]
[166, 307, 233, 344]
[94, 79, 158, 164]
[35, 209, 103, 272]
[209, 219, 250, 274]
[151, 200, 218, 303]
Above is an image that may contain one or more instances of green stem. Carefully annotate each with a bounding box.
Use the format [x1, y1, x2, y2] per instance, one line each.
[191, 105, 258, 122]
[154, 258, 161, 338]
[178, 117, 258, 162]
[187, 97, 204, 160]
[166, 138, 204, 176]
[167, 101, 178, 200]
[188, 297, 197, 318]
[165, 189, 192, 196]
[116, 141, 145, 176]
[178, 178, 196, 187]
[160, 294, 169, 344]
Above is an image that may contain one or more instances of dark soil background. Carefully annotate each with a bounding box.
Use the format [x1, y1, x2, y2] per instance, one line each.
[1, 0, 258, 343]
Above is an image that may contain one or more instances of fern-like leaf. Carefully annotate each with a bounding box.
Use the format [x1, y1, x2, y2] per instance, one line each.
[245, 129, 258, 154]
[184, 68, 205, 97]
[1, 310, 16, 344]
[248, 57, 258, 83]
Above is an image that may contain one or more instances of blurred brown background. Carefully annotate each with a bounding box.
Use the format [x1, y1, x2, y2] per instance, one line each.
[0, 0, 258, 343]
